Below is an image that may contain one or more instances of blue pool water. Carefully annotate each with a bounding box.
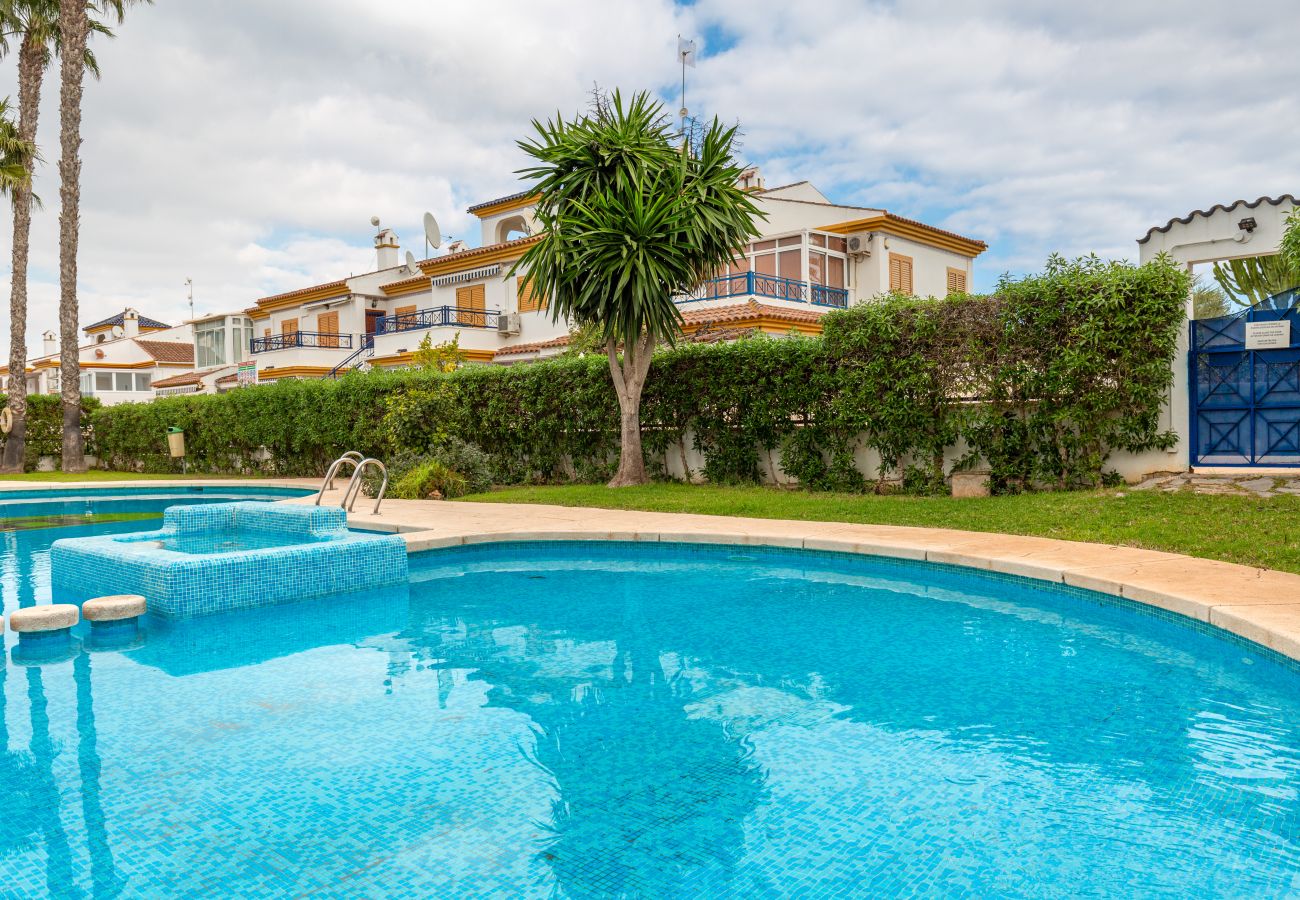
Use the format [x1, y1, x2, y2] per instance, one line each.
[2, 537, 1300, 897]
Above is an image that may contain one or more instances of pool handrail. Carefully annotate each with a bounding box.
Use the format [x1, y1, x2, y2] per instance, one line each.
[340, 458, 388, 516]
[315, 452, 364, 504]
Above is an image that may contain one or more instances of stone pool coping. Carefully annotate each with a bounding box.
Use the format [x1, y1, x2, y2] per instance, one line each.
[6, 479, 1298, 663]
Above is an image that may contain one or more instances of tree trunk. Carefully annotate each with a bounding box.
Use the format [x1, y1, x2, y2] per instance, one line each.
[0, 37, 45, 474]
[58, 0, 90, 473]
[606, 332, 655, 487]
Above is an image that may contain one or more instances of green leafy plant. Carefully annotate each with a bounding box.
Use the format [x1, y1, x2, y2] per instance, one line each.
[511, 88, 762, 486]
[1281, 207, 1300, 273]
[411, 332, 467, 373]
[90, 255, 1189, 495]
[389, 460, 467, 500]
[1213, 254, 1300, 308]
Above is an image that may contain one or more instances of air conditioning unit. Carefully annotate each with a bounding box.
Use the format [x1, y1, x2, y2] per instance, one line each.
[497, 313, 521, 336]
[846, 232, 873, 257]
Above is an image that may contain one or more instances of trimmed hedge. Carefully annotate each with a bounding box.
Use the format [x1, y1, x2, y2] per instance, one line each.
[0, 393, 101, 470]
[91, 255, 1190, 492]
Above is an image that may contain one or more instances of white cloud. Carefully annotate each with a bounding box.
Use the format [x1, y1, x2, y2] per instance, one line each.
[0, 0, 1297, 354]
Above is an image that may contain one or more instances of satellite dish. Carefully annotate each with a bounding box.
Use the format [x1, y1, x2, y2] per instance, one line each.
[111, 325, 125, 338]
[423, 212, 442, 252]
[404, 251, 421, 277]
[370, 215, 381, 228]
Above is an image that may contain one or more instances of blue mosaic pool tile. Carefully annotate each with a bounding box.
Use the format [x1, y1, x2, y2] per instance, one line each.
[50, 502, 407, 619]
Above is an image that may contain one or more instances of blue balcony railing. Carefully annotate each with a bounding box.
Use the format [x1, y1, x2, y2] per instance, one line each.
[376, 305, 501, 334]
[677, 272, 849, 308]
[250, 331, 354, 353]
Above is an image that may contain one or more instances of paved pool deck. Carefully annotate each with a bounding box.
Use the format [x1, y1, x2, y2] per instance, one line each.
[6, 478, 1299, 663]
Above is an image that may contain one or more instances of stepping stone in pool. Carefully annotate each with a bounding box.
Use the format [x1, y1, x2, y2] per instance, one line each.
[9, 603, 79, 634]
[83, 594, 147, 649]
[8, 603, 81, 664]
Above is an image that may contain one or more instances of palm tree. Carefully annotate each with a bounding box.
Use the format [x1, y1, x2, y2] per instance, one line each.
[0, 0, 113, 473]
[57, 0, 145, 472]
[513, 90, 761, 486]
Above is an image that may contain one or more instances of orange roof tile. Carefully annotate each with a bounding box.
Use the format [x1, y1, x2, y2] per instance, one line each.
[133, 339, 194, 364]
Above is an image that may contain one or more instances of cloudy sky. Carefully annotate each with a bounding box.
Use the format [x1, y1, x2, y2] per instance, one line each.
[1, 0, 1297, 352]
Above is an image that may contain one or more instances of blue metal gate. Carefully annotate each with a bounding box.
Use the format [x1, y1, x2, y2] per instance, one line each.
[1190, 290, 1300, 466]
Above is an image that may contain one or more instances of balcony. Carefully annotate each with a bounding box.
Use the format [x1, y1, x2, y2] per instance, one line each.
[677, 272, 849, 309]
[375, 306, 501, 334]
[250, 331, 354, 353]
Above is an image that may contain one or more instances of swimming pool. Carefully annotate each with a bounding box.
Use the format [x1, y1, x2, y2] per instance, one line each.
[2, 537, 1299, 896]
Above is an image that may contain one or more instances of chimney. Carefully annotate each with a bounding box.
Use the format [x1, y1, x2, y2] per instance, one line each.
[122, 308, 140, 338]
[375, 228, 399, 270]
[42, 330, 57, 356]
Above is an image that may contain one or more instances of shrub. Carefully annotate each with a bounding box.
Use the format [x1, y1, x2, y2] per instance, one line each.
[389, 460, 468, 500]
[0, 393, 101, 469]
[89, 255, 1190, 493]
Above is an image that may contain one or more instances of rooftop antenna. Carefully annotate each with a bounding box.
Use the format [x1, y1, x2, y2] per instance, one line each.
[423, 211, 442, 257]
[677, 35, 696, 141]
[184, 277, 193, 320]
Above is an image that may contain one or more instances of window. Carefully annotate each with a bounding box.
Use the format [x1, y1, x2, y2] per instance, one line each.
[135, 373, 152, 391]
[455, 284, 486, 327]
[47, 371, 59, 394]
[195, 321, 227, 367]
[280, 318, 298, 347]
[889, 253, 914, 294]
[80, 373, 93, 394]
[517, 276, 546, 313]
[317, 311, 340, 348]
[230, 317, 254, 361]
[95, 372, 112, 392]
[392, 305, 417, 330]
[946, 267, 967, 295]
[115, 372, 133, 392]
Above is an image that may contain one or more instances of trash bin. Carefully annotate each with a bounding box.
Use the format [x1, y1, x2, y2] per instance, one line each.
[166, 427, 185, 458]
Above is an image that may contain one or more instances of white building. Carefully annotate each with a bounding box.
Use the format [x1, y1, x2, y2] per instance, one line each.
[230, 170, 987, 381]
[2, 309, 195, 405]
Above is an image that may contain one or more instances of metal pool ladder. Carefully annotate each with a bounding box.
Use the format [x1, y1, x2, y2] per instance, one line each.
[316, 451, 389, 514]
[341, 458, 388, 515]
[316, 451, 363, 501]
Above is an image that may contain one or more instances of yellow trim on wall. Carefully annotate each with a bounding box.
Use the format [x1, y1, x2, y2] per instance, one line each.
[255, 365, 334, 380]
[254, 281, 351, 313]
[469, 194, 540, 219]
[371, 347, 496, 368]
[819, 214, 987, 258]
[381, 278, 432, 299]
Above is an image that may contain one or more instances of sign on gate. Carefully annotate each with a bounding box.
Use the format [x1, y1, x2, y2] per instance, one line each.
[1245, 320, 1291, 350]
[236, 360, 258, 387]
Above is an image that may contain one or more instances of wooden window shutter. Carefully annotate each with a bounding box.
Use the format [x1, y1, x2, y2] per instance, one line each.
[946, 267, 967, 296]
[394, 305, 416, 317]
[317, 311, 339, 347]
[889, 254, 914, 294]
[456, 284, 486, 326]
[517, 275, 545, 313]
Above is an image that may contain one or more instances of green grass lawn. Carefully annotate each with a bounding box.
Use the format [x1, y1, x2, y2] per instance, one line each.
[462, 483, 1300, 574]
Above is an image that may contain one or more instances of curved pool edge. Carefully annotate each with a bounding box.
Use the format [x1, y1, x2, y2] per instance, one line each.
[321, 496, 1300, 665]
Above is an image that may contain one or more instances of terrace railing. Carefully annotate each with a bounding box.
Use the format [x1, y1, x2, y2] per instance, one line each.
[676, 272, 849, 308]
[250, 331, 354, 353]
[375, 305, 501, 334]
